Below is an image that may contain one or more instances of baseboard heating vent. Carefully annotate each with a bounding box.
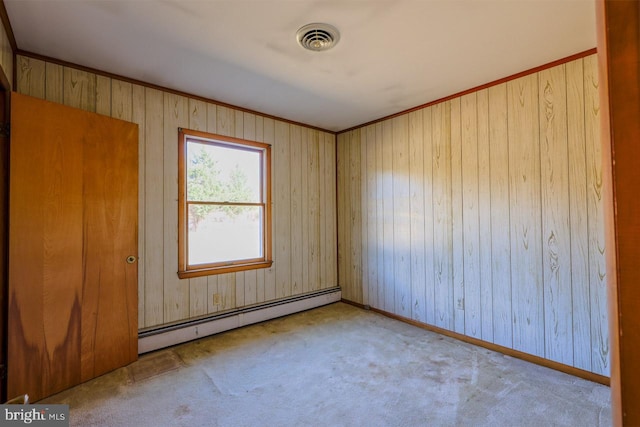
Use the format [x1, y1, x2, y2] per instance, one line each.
[138, 288, 341, 354]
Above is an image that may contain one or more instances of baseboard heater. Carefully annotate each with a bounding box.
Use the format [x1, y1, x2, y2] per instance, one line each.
[138, 287, 342, 354]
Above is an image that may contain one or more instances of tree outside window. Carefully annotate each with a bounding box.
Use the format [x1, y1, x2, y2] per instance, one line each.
[178, 128, 272, 278]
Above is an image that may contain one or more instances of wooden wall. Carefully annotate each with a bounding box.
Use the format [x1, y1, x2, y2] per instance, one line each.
[337, 54, 609, 376]
[15, 54, 337, 330]
[0, 17, 12, 87]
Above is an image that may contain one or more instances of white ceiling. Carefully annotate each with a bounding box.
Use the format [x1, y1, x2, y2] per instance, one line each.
[5, 0, 596, 132]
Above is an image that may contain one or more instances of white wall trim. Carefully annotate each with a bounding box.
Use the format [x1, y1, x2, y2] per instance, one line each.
[138, 288, 341, 354]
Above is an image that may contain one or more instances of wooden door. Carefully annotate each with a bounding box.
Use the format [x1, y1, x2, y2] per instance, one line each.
[596, 1, 640, 424]
[0, 67, 9, 403]
[7, 92, 138, 401]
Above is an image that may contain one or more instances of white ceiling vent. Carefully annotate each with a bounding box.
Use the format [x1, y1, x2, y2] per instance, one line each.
[296, 23, 340, 52]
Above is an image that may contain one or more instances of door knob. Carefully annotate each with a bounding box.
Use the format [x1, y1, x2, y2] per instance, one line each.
[126, 255, 137, 264]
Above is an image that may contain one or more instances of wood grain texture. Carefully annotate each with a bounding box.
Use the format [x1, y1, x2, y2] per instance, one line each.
[15, 55, 339, 332]
[365, 125, 377, 306]
[8, 93, 138, 401]
[205, 103, 219, 314]
[235, 273, 245, 308]
[341, 131, 353, 300]
[244, 269, 258, 306]
[0, 44, 8, 402]
[408, 111, 426, 322]
[350, 129, 363, 304]
[450, 98, 465, 334]
[206, 103, 217, 135]
[359, 128, 368, 304]
[188, 98, 208, 317]
[392, 116, 410, 316]
[432, 101, 453, 330]
[461, 92, 481, 339]
[336, 54, 607, 376]
[163, 93, 189, 323]
[539, 65, 573, 365]
[566, 58, 591, 371]
[189, 276, 207, 318]
[584, 55, 609, 376]
[17, 56, 45, 99]
[15, 52, 608, 377]
[45, 62, 64, 104]
[477, 89, 493, 342]
[336, 133, 347, 298]
[318, 130, 328, 291]
[0, 76, 7, 405]
[274, 121, 291, 300]
[508, 73, 544, 357]
[216, 105, 235, 137]
[218, 273, 235, 311]
[342, 131, 354, 300]
[112, 80, 132, 121]
[422, 107, 436, 326]
[381, 121, 395, 312]
[340, 131, 355, 293]
[328, 131, 338, 288]
[143, 88, 164, 327]
[289, 125, 303, 296]
[207, 275, 219, 314]
[63, 67, 96, 112]
[231, 111, 246, 308]
[0, 20, 12, 91]
[9, 93, 82, 401]
[596, 1, 640, 421]
[262, 118, 277, 301]
[488, 83, 512, 348]
[232, 111, 247, 304]
[81, 108, 138, 381]
[131, 83, 146, 328]
[339, 50, 598, 135]
[234, 110, 243, 139]
[375, 123, 384, 308]
[95, 75, 111, 116]
[300, 128, 310, 294]
[243, 112, 260, 304]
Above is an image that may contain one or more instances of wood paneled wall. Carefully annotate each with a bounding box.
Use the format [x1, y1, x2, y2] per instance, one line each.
[0, 17, 12, 87]
[337, 54, 609, 376]
[15, 54, 337, 330]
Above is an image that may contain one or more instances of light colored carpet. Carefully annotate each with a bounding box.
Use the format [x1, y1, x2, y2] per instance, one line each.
[41, 302, 611, 427]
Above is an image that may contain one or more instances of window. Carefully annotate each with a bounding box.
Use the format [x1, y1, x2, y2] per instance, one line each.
[178, 128, 272, 278]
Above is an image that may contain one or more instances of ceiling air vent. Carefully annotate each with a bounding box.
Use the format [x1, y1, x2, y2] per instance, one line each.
[296, 23, 340, 52]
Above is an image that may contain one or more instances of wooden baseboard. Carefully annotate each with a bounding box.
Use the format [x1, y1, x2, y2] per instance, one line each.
[341, 299, 610, 386]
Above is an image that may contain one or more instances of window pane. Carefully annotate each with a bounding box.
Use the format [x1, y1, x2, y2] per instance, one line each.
[188, 204, 263, 265]
[187, 140, 261, 203]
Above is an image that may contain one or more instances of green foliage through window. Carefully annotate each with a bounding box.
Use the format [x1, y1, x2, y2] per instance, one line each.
[179, 128, 272, 277]
[187, 142, 255, 229]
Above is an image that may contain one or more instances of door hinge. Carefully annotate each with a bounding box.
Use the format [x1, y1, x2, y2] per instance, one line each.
[0, 123, 9, 138]
[0, 364, 6, 380]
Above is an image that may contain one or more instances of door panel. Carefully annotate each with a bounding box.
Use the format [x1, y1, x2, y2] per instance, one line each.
[0, 72, 11, 403]
[81, 117, 138, 381]
[8, 92, 138, 401]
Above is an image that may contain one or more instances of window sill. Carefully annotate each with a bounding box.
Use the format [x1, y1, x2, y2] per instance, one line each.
[177, 260, 273, 279]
